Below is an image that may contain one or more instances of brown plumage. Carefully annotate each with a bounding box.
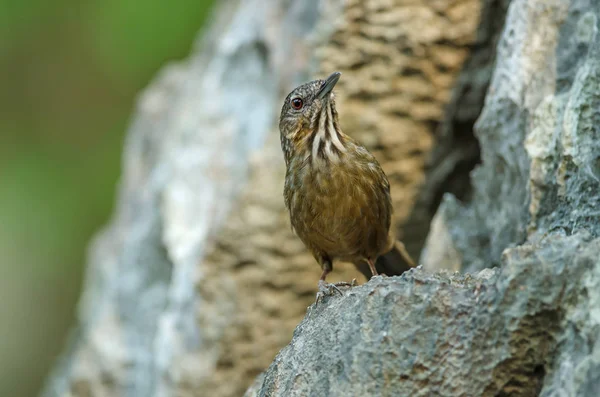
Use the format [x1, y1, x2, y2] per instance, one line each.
[279, 72, 416, 292]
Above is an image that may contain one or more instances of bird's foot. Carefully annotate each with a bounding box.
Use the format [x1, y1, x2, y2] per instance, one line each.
[331, 278, 358, 288]
[316, 279, 357, 304]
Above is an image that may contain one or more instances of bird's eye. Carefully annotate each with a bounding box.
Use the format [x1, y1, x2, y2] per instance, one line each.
[291, 98, 303, 110]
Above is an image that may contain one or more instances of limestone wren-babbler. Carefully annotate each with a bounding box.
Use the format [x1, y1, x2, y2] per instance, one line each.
[279, 72, 416, 294]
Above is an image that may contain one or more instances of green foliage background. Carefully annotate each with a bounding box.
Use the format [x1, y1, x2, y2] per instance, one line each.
[0, 1, 215, 395]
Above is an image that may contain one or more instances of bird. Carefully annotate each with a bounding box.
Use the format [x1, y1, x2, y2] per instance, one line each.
[279, 71, 416, 297]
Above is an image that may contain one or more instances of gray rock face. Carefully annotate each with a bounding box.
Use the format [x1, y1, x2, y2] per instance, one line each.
[247, 233, 599, 397]
[248, 0, 600, 395]
[428, 0, 600, 273]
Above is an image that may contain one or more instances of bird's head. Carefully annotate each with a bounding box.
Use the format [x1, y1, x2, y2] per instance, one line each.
[279, 72, 343, 164]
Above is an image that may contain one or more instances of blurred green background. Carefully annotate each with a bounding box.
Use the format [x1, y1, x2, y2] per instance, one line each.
[0, 0, 215, 395]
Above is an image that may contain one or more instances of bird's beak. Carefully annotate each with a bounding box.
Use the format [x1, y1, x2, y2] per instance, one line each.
[317, 72, 341, 100]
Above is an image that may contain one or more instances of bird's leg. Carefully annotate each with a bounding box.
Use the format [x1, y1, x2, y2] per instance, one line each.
[394, 240, 417, 268]
[367, 258, 381, 277]
[315, 256, 359, 303]
[315, 261, 358, 304]
[317, 266, 343, 298]
[319, 267, 331, 281]
[319, 268, 356, 289]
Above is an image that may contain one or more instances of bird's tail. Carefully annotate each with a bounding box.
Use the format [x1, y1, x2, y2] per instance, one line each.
[355, 241, 417, 280]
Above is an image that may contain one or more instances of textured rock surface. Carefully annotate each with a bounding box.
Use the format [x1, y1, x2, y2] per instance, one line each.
[247, 233, 599, 397]
[41, 0, 482, 396]
[427, 0, 600, 273]
[248, 0, 600, 395]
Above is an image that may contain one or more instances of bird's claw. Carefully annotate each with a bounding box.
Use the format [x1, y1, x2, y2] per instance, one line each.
[333, 278, 357, 287]
[315, 279, 357, 304]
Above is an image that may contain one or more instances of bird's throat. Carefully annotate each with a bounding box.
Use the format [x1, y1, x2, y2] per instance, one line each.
[310, 102, 346, 165]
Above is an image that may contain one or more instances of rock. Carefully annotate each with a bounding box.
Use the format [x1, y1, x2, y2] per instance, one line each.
[429, 0, 600, 273]
[406, 0, 512, 261]
[247, 0, 600, 395]
[43, 0, 600, 395]
[247, 233, 599, 396]
[42, 0, 483, 396]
